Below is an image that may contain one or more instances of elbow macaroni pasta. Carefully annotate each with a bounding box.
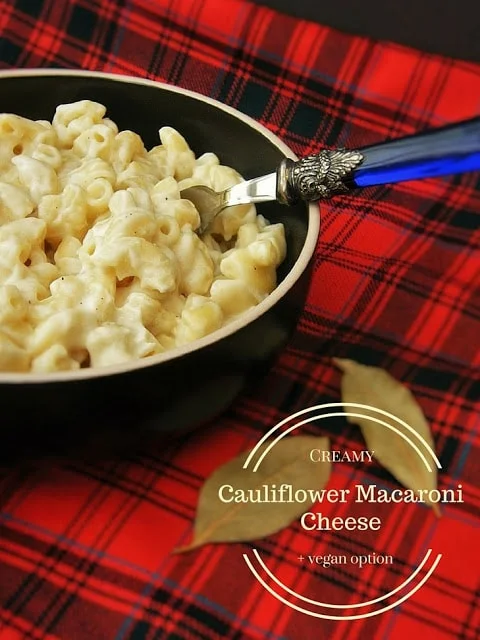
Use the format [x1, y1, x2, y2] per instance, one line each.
[0, 100, 286, 372]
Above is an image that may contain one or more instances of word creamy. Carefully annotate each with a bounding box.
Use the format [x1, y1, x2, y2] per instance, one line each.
[310, 449, 374, 463]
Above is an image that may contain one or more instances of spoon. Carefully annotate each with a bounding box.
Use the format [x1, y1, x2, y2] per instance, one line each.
[180, 116, 480, 234]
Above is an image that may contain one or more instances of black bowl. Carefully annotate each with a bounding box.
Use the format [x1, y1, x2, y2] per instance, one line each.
[0, 70, 319, 450]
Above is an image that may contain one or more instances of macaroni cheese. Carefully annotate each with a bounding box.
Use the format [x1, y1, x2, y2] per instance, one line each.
[0, 100, 286, 372]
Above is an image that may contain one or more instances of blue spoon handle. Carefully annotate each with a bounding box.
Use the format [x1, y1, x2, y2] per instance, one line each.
[278, 117, 480, 204]
[352, 116, 480, 188]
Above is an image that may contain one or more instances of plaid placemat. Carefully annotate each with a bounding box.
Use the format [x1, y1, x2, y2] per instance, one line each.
[0, 0, 479, 639]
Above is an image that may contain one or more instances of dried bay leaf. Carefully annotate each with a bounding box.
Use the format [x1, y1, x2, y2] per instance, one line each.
[175, 435, 331, 553]
[334, 358, 440, 515]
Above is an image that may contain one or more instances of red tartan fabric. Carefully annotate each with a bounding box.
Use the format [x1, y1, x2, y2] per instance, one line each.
[0, 0, 479, 639]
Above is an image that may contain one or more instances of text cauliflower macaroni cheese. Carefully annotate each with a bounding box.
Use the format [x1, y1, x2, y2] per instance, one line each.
[0, 100, 286, 372]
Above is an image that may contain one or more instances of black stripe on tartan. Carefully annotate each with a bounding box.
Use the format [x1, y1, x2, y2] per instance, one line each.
[309, 238, 480, 322]
[338, 273, 477, 352]
[461, 586, 479, 640]
[130, 13, 371, 138]
[0, 613, 39, 640]
[0, 38, 22, 66]
[415, 175, 480, 234]
[138, 20, 176, 80]
[393, 586, 476, 639]
[65, 456, 198, 522]
[413, 176, 478, 245]
[129, 454, 202, 490]
[447, 202, 480, 233]
[8, 553, 101, 638]
[163, 3, 205, 87]
[139, 594, 231, 639]
[0, 529, 154, 635]
[312, 39, 379, 150]
[390, 56, 431, 134]
[38, 0, 125, 53]
[108, 2, 460, 139]
[10, 0, 45, 19]
[17, 2, 72, 67]
[0, 467, 36, 513]
[218, 15, 321, 145]
[39, 564, 101, 635]
[376, 52, 452, 154]
[30, 0, 61, 28]
[100, 12, 121, 55]
[72, 0, 128, 49]
[311, 195, 384, 271]
[0, 28, 85, 70]
[142, 593, 232, 639]
[67, 3, 98, 41]
[33, 462, 166, 635]
[423, 59, 455, 124]
[118, 11, 248, 88]
[288, 322, 480, 404]
[348, 180, 479, 244]
[315, 187, 476, 264]
[307, 80, 425, 141]
[230, 397, 298, 436]
[293, 308, 480, 378]
[1, 466, 123, 623]
[1, 522, 151, 592]
[1, 454, 161, 632]
[2, 532, 172, 633]
[3, 0, 124, 68]
[170, 629, 210, 640]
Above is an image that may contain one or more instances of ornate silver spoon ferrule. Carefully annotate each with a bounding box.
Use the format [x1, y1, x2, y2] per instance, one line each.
[277, 149, 365, 205]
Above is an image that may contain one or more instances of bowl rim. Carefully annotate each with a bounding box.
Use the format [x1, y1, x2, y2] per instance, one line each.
[0, 68, 320, 383]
